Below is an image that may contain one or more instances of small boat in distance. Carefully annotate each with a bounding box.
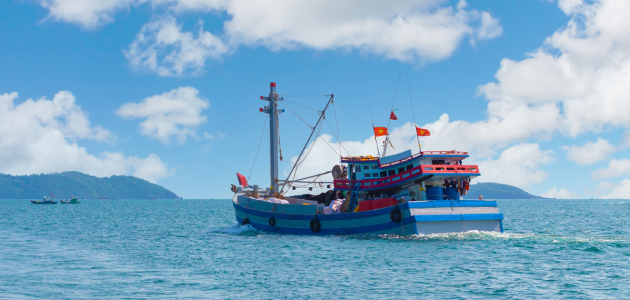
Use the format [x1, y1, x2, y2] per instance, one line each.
[61, 197, 80, 204]
[31, 196, 57, 204]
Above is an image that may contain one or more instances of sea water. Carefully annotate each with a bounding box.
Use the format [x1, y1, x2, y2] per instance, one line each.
[1, 199, 629, 299]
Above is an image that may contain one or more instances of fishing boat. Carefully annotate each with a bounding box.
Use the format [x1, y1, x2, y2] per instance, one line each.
[31, 197, 57, 204]
[231, 82, 503, 235]
[61, 197, 80, 204]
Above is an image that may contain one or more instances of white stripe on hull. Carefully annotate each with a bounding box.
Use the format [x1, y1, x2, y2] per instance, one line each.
[232, 194, 502, 235]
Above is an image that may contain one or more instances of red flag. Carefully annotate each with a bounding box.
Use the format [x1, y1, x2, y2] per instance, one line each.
[416, 127, 430, 136]
[389, 110, 398, 120]
[236, 173, 248, 187]
[374, 127, 388, 137]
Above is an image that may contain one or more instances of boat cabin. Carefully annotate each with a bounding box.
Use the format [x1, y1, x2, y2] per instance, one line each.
[333, 150, 479, 205]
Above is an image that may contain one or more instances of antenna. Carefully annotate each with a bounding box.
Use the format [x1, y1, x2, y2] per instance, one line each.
[368, 102, 381, 157]
[383, 73, 401, 156]
[406, 71, 421, 153]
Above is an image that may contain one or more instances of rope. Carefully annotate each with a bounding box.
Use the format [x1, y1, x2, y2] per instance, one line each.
[248, 115, 268, 181]
[406, 71, 421, 153]
[292, 121, 324, 180]
[276, 111, 283, 161]
[317, 135, 341, 157]
[368, 102, 381, 157]
[280, 95, 330, 97]
[325, 118, 350, 156]
[280, 96, 334, 194]
[387, 73, 401, 129]
[281, 102, 313, 129]
[294, 122, 323, 173]
[285, 100, 319, 112]
[332, 99, 344, 159]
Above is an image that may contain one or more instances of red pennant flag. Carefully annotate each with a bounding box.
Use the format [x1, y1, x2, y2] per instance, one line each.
[389, 110, 398, 120]
[416, 127, 430, 136]
[236, 173, 248, 187]
[374, 127, 388, 137]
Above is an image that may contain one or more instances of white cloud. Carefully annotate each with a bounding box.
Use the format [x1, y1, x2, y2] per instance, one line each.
[38, 0, 502, 76]
[477, 0, 630, 138]
[116, 86, 209, 144]
[592, 158, 630, 179]
[281, 123, 553, 193]
[564, 137, 616, 165]
[474, 143, 554, 189]
[475, 11, 502, 41]
[541, 187, 580, 199]
[0, 91, 170, 183]
[124, 15, 229, 77]
[222, 0, 500, 63]
[38, 0, 137, 29]
[128, 153, 172, 182]
[599, 179, 630, 199]
[374, 0, 630, 163]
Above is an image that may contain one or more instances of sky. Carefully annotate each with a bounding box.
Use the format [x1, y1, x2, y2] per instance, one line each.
[1, 0, 630, 199]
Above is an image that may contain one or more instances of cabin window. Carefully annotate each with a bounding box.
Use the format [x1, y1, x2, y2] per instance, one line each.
[432, 160, 445, 165]
[356, 165, 361, 172]
[406, 164, 413, 171]
[380, 171, 387, 177]
[388, 170, 395, 176]
[364, 173, 371, 178]
[371, 165, 378, 169]
[398, 167, 405, 173]
[372, 173, 379, 178]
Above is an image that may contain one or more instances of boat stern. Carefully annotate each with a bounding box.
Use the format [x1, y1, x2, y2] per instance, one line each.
[408, 200, 503, 235]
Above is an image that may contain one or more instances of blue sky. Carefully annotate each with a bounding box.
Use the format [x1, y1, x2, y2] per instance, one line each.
[1, 0, 629, 199]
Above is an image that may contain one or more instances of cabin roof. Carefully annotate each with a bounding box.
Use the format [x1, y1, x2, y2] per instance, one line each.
[341, 150, 470, 167]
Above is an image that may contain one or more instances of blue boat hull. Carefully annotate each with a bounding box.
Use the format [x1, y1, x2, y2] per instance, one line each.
[30, 200, 57, 204]
[232, 195, 503, 235]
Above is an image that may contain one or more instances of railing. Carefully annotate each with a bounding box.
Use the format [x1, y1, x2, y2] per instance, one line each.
[333, 164, 480, 190]
[341, 150, 469, 168]
[420, 165, 478, 174]
[340, 156, 379, 162]
[422, 151, 468, 156]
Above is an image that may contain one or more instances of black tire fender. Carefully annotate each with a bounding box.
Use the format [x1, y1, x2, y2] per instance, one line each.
[269, 217, 276, 227]
[390, 207, 402, 223]
[310, 219, 321, 233]
[242, 218, 250, 226]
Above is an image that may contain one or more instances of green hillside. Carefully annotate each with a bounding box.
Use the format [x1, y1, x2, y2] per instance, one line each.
[463, 182, 545, 200]
[0, 171, 180, 199]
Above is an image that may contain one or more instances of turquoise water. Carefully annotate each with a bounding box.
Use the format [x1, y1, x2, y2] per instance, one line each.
[1, 199, 629, 299]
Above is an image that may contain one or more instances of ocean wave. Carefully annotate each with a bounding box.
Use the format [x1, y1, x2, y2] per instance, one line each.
[208, 224, 260, 235]
[371, 230, 630, 246]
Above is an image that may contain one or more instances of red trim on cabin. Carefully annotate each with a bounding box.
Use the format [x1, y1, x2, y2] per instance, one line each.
[333, 164, 480, 191]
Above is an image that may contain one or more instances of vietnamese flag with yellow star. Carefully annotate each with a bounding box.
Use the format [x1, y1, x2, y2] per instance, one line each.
[415, 127, 430, 136]
[374, 127, 388, 137]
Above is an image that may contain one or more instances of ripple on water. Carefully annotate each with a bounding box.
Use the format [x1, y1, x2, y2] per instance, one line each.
[0, 198, 629, 299]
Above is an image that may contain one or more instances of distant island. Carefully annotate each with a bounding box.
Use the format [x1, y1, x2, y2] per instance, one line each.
[0, 171, 180, 199]
[464, 182, 545, 200]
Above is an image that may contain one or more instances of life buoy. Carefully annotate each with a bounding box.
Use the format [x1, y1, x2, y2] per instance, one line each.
[390, 207, 402, 223]
[242, 218, 250, 226]
[310, 219, 321, 232]
[269, 217, 276, 226]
